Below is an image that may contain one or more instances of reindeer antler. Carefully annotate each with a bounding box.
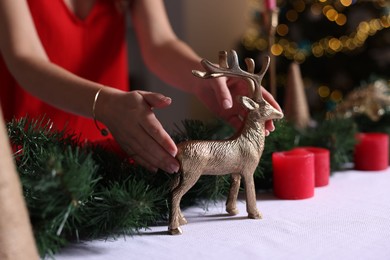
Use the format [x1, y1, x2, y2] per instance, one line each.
[192, 50, 270, 102]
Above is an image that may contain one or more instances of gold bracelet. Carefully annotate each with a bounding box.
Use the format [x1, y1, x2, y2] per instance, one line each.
[92, 88, 109, 136]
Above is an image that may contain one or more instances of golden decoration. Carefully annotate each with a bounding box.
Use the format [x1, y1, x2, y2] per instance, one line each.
[330, 80, 390, 121]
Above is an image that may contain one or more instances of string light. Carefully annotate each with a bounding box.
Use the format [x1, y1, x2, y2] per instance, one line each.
[243, 0, 389, 63]
[243, 0, 389, 102]
[330, 90, 343, 102]
[340, 0, 352, 7]
[242, 13, 390, 63]
[276, 24, 289, 36]
[318, 86, 330, 98]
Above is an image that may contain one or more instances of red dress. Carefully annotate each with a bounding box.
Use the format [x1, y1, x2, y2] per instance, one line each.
[0, 0, 129, 142]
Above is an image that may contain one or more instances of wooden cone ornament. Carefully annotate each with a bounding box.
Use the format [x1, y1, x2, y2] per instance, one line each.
[0, 108, 39, 260]
[284, 62, 310, 129]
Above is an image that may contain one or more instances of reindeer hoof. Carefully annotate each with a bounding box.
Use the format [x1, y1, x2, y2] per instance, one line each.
[226, 208, 239, 216]
[248, 211, 262, 219]
[179, 217, 188, 225]
[168, 227, 183, 235]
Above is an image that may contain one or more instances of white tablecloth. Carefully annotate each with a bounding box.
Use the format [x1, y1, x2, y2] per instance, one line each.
[55, 167, 390, 260]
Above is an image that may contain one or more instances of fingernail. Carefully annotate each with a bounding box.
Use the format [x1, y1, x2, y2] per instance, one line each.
[170, 150, 177, 157]
[223, 99, 232, 109]
[168, 163, 180, 174]
[163, 97, 172, 103]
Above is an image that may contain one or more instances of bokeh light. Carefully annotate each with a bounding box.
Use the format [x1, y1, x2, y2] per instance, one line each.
[318, 86, 330, 98]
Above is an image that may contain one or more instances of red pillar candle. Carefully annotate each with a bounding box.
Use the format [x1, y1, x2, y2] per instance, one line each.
[264, 0, 277, 11]
[354, 133, 389, 171]
[292, 147, 330, 187]
[272, 149, 315, 199]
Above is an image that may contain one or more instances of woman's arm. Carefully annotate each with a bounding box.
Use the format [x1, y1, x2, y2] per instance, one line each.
[130, 0, 281, 132]
[129, 0, 203, 93]
[0, 0, 103, 118]
[130, 0, 243, 123]
[0, 0, 180, 174]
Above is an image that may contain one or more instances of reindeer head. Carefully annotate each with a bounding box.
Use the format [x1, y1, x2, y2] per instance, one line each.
[238, 96, 284, 122]
[193, 50, 283, 122]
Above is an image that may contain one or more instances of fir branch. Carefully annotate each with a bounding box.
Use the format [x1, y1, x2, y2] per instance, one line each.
[170, 119, 234, 205]
[254, 119, 298, 189]
[79, 177, 168, 238]
[354, 113, 390, 135]
[7, 117, 99, 257]
[20, 145, 99, 257]
[4, 115, 375, 257]
[298, 117, 357, 171]
[172, 119, 233, 143]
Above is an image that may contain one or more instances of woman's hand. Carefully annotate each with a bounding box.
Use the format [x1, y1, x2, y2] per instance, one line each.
[96, 88, 180, 173]
[193, 76, 282, 135]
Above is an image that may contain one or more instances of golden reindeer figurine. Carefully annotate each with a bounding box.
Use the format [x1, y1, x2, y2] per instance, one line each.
[169, 50, 283, 235]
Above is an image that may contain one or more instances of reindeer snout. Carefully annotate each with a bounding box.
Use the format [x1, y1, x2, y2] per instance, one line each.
[273, 109, 284, 120]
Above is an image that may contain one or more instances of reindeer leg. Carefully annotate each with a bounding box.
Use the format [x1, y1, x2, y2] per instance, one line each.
[179, 210, 187, 225]
[243, 173, 262, 219]
[226, 173, 241, 215]
[170, 173, 180, 191]
[170, 174, 187, 226]
[168, 171, 201, 235]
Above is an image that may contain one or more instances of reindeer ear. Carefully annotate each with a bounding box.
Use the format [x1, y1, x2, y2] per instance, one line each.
[238, 96, 259, 110]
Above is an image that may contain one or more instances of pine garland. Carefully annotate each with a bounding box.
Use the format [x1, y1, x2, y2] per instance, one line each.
[6, 112, 389, 257]
[7, 118, 171, 257]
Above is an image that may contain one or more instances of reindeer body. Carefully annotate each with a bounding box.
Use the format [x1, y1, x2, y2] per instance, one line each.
[177, 119, 265, 177]
[168, 50, 283, 235]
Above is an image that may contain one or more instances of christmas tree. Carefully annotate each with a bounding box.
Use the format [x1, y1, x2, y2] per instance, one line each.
[239, 0, 390, 113]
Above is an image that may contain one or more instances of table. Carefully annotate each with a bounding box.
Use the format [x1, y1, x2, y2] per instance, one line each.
[55, 167, 390, 260]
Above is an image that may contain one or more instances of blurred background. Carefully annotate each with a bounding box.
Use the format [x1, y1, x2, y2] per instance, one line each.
[127, 0, 390, 132]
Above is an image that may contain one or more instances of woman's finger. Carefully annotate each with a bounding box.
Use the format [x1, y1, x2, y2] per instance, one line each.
[140, 91, 172, 109]
[261, 87, 282, 112]
[124, 126, 179, 173]
[211, 78, 233, 109]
